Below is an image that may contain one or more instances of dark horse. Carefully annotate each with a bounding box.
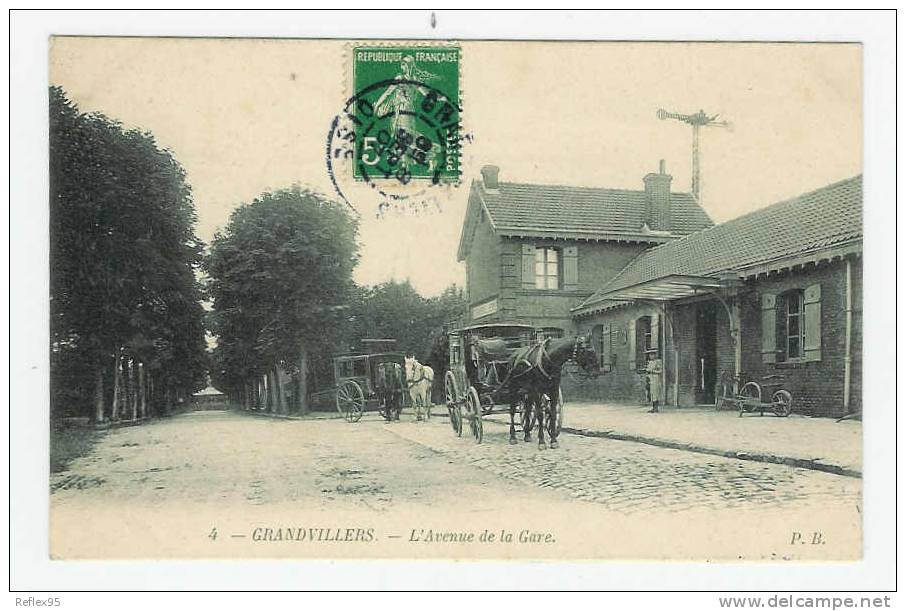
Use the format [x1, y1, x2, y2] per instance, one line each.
[375, 361, 405, 421]
[505, 335, 598, 449]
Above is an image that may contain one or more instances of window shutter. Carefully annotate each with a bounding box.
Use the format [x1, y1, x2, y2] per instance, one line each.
[761, 293, 777, 364]
[628, 319, 636, 371]
[650, 314, 661, 358]
[602, 323, 612, 371]
[521, 244, 536, 289]
[563, 246, 578, 291]
[804, 283, 822, 361]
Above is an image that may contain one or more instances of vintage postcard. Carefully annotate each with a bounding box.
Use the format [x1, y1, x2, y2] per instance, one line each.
[47, 37, 863, 562]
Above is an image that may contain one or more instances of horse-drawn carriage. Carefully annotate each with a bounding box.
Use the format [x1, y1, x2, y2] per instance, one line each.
[444, 322, 598, 447]
[333, 351, 408, 423]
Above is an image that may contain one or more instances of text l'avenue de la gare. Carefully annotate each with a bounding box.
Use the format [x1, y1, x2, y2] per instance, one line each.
[244, 526, 556, 544]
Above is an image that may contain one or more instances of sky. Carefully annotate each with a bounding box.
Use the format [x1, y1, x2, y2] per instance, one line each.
[49, 39, 861, 297]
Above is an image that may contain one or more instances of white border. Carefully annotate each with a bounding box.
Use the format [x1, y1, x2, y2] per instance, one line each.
[9, 9, 897, 593]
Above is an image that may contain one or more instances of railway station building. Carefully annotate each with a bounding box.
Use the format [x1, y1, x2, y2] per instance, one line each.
[456, 162, 714, 335]
[570, 176, 862, 418]
[458, 167, 862, 418]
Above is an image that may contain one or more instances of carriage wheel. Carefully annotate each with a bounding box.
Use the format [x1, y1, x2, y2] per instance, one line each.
[444, 371, 462, 436]
[771, 390, 793, 417]
[467, 386, 483, 444]
[336, 380, 365, 423]
[738, 382, 762, 416]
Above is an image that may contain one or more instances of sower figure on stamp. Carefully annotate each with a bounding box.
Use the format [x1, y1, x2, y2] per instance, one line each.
[373, 55, 441, 172]
[646, 355, 663, 414]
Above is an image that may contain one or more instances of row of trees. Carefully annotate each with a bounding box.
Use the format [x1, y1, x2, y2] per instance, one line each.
[205, 187, 359, 414]
[50, 87, 208, 423]
[206, 189, 466, 413]
[49, 86, 464, 420]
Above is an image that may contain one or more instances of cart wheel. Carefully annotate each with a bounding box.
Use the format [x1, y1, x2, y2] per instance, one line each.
[336, 380, 365, 423]
[771, 390, 793, 417]
[467, 386, 483, 444]
[738, 382, 762, 417]
[444, 371, 461, 435]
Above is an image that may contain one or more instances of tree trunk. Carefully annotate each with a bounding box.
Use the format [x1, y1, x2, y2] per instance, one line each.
[138, 363, 147, 419]
[123, 358, 131, 420]
[94, 365, 105, 423]
[111, 351, 122, 420]
[164, 386, 172, 415]
[298, 348, 309, 415]
[262, 374, 270, 412]
[128, 358, 137, 420]
[271, 366, 284, 414]
[148, 374, 154, 417]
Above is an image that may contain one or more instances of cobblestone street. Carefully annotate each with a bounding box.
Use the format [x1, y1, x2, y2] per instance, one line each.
[50, 410, 862, 560]
[389, 414, 861, 515]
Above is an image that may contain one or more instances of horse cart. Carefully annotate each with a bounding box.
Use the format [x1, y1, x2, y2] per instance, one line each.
[444, 323, 567, 444]
[715, 371, 794, 417]
[333, 351, 408, 423]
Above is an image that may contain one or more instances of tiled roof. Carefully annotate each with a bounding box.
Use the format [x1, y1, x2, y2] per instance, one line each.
[577, 175, 863, 310]
[478, 181, 714, 238]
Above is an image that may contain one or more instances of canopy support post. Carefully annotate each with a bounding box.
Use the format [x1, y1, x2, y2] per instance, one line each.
[713, 292, 741, 391]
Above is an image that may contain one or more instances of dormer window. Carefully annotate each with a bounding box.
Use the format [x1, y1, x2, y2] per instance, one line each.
[534, 247, 560, 289]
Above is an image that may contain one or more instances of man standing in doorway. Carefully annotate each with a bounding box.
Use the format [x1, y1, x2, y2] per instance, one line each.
[646, 357, 663, 413]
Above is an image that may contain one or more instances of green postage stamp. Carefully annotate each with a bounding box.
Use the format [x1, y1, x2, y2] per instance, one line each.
[349, 45, 461, 184]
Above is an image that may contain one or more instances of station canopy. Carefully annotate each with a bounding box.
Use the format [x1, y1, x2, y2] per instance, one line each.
[594, 274, 722, 302]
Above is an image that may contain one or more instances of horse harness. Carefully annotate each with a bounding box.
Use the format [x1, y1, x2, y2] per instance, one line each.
[407, 362, 429, 388]
[510, 336, 583, 382]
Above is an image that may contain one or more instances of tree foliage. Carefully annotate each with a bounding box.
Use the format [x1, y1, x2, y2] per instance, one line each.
[49, 86, 207, 420]
[346, 281, 465, 402]
[205, 186, 359, 407]
[347, 281, 464, 360]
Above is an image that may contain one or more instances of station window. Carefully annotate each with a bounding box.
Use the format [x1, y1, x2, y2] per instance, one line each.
[534, 247, 561, 289]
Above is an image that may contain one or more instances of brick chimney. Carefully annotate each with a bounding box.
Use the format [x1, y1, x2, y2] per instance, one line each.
[643, 159, 672, 231]
[480, 165, 500, 191]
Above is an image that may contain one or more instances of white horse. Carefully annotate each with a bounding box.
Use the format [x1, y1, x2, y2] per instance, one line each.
[405, 357, 434, 421]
